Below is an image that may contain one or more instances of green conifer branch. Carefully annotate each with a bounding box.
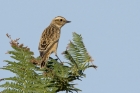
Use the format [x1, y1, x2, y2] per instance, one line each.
[0, 32, 97, 93]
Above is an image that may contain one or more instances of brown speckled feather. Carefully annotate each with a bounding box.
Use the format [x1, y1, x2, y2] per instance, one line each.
[38, 24, 60, 68]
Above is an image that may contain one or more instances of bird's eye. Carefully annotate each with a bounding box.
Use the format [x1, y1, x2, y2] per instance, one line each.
[60, 19, 63, 21]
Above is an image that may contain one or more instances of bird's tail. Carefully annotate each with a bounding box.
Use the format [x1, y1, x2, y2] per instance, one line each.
[40, 52, 51, 68]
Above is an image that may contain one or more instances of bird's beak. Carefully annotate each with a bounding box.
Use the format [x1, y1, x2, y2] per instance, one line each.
[66, 20, 71, 23]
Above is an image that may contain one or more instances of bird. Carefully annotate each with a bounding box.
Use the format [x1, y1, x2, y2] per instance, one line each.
[38, 16, 71, 68]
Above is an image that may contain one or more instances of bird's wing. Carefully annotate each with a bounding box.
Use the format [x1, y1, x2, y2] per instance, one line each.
[38, 25, 60, 57]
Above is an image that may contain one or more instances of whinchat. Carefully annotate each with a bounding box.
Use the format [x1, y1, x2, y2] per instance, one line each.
[38, 16, 71, 68]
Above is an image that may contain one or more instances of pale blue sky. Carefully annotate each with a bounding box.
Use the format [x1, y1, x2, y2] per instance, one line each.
[0, 0, 140, 93]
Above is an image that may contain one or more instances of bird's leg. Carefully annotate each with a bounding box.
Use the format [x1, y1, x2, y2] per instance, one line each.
[55, 54, 63, 64]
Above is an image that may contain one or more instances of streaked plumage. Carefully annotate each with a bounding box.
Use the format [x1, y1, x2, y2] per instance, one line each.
[38, 16, 71, 68]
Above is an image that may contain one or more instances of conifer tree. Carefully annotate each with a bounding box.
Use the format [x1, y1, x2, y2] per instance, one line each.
[0, 32, 97, 93]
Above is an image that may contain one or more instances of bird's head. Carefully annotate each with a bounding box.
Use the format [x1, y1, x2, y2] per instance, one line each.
[51, 16, 71, 28]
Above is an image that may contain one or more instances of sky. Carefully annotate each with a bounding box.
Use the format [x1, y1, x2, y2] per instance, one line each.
[0, 0, 140, 93]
